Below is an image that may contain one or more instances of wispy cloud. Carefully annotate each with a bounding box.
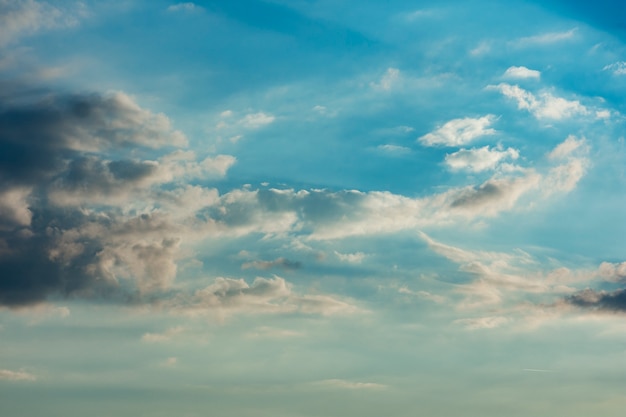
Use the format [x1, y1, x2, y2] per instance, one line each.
[418, 115, 497, 147]
[0, 369, 37, 381]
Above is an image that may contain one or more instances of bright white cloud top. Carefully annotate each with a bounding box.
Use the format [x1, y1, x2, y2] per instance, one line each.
[1, 1, 625, 417]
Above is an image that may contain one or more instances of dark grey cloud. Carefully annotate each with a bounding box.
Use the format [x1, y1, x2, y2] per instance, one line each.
[566, 288, 626, 313]
[0, 90, 187, 307]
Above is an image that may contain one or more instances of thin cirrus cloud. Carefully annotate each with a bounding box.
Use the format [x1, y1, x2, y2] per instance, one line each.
[493, 83, 589, 119]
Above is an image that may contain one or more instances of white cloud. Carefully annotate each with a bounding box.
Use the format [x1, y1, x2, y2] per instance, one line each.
[238, 112, 275, 129]
[167, 3, 201, 13]
[398, 287, 446, 303]
[245, 326, 303, 339]
[315, 379, 387, 390]
[0, 369, 37, 381]
[503, 66, 541, 79]
[603, 61, 626, 75]
[454, 316, 509, 330]
[371, 67, 400, 91]
[494, 83, 588, 120]
[515, 28, 577, 46]
[445, 145, 519, 172]
[0, 0, 84, 46]
[418, 115, 497, 147]
[142, 326, 185, 343]
[160, 357, 178, 367]
[548, 135, 588, 160]
[376, 144, 411, 154]
[334, 251, 366, 263]
[169, 276, 359, 318]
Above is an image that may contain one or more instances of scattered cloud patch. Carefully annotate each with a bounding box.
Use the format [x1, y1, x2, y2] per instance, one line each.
[494, 84, 588, 119]
[515, 28, 577, 46]
[376, 144, 411, 155]
[238, 112, 275, 129]
[315, 379, 387, 390]
[566, 289, 626, 313]
[603, 61, 626, 75]
[334, 251, 366, 263]
[418, 115, 497, 147]
[503, 66, 540, 79]
[445, 145, 519, 172]
[241, 258, 302, 271]
[0, 369, 36, 381]
[142, 326, 185, 343]
[454, 316, 509, 330]
[371, 67, 400, 91]
[398, 287, 446, 303]
[167, 2, 201, 13]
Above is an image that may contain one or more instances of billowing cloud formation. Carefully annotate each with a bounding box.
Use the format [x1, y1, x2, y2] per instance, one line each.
[0, 90, 233, 307]
[445, 145, 519, 172]
[418, 115, 496, 147]
[494, 83, 588, 119]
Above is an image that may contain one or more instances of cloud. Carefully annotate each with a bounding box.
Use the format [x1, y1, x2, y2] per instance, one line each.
[244, 326, 303, 339]
[603, 61, 626, 75]
[494, 83, 588, 120]
[418, 115, 497, 147]
[503, 66, 541, 79]
[370, 67, 400, 91]
[238, 112, 275, 129]
[314, 379, 387, 390]
[376, 144, 411, 155]
[241, 258, 302, 271]
[0, 369, 36, 381]
[0, 0, 84, 46]
[169, 276, 359, 318]
[548, 135, 588, 160]
[334, 251, 366, 263]
[566, 289, 626, 313]
[454, 316, 509, 330]
[515, 28, 577, 46]
[142, 326, 185, 343]
[167, 3, 201, 13]
[445, 145, 519, 172]
[398, 287, 446, 303]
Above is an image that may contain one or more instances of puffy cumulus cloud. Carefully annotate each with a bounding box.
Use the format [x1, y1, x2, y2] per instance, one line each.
[444, 145, 519, 172]
[602, 61, 626, 75]
[597, 262, 626, 282]
[241, 257, 302, 271]
[418, 115, 497, 147]
[0, 0, 84, 46]
[0, 88, 236, 307]
[503, 66, 541, 79]
[168, 276, 359, 318]
[0, 369, 37, 382]
[493, 83, 588, 120]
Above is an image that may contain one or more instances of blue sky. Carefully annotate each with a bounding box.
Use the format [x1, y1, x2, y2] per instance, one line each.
[1, 1, 626, 416]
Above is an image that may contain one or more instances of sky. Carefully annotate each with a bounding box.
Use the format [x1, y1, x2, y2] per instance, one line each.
[1, 0, 626, 416]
